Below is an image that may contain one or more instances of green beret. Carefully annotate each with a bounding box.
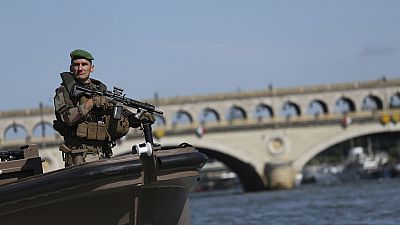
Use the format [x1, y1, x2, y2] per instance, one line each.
[70, 49, 94, 61]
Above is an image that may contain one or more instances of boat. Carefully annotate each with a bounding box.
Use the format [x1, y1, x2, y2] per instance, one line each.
[339, 146, 389, 180]
[302, 146, 391, 185]
[0, 133, 207, 225]
[301, 164, 342, 185]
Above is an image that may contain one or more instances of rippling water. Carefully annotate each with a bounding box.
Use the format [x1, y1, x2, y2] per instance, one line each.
[190, 179, 400, 225]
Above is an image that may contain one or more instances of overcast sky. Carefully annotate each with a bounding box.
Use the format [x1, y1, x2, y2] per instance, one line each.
[0, 1, 399, 111]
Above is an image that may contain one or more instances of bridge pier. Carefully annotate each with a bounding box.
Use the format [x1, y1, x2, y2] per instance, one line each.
[265, 163, 295, 190]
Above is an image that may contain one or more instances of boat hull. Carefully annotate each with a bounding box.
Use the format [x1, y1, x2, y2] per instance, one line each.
[0, 146, 207, 225]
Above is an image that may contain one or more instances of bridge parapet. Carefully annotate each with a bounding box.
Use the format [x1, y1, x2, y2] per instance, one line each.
[147, 79, 400, 105]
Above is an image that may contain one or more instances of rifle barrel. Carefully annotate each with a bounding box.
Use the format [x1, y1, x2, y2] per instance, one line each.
[73, 85, 163, 115]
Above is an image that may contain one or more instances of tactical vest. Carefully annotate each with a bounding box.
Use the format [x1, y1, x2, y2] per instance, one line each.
[54, 72, 129, 148]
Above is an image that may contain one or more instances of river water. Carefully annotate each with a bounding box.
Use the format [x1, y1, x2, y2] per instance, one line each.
[189, 179, 400, 225]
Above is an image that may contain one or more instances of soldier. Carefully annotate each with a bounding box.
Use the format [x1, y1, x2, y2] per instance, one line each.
[53, 49, 154, 167]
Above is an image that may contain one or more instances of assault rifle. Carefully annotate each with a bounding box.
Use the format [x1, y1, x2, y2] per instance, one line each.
[72, 85, 163, 145]
[72, 85, 163, 116]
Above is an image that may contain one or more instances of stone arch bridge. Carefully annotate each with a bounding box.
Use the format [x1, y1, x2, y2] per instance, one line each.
[1, 79, 400, 190]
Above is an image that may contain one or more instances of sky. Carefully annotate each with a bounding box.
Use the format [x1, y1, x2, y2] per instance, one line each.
[0, 1, 399, 111]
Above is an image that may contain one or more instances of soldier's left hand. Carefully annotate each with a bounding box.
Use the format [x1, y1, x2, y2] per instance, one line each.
[139, 112, 156, 124]
[92, 95, 109, 109]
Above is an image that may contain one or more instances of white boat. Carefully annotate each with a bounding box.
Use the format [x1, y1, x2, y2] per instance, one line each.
[340, 146, 389, 180]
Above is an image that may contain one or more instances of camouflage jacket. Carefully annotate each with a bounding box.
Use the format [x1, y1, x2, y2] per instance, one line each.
[54, 78, 106, 126]
[53, 72, 139, 149]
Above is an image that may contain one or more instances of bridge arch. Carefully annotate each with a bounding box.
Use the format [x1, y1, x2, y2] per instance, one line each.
[255, 103, 274, 120]
[390, 92, 400, 108]
[197, 147, 265, 192]
[227, 105, 247, 121]
[292, 125, 400, 172]
[362, 94, 383, 111]
[160, 139, 265, 192]
[3, 122, 29, 141]
[172, 110, 193, 126]
[154, 114, 166, 127]
[32, 121, 56, 137]
[200, 107, 220, 123]
[308, 99, 328, 115]
[282, 101, 301, 117]
[335, 96, 356, 113]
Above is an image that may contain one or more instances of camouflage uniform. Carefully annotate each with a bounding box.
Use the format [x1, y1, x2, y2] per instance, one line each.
[53, 71, 137, 167]
[53, 49, 146, 167]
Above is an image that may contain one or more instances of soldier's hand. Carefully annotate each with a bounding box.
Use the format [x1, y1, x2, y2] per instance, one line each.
[127, 112, 156, 128]
[92, 95, 108, 109]
[138, 112, 155, 124]
[80, 96, 94, 113]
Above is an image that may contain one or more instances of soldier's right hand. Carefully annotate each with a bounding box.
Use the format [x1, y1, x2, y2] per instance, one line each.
[81, 97, 94, 113]
[92, 95, 109, 110]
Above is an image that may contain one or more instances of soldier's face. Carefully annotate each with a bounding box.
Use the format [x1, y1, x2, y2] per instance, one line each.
[70, 59, 95, 83]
